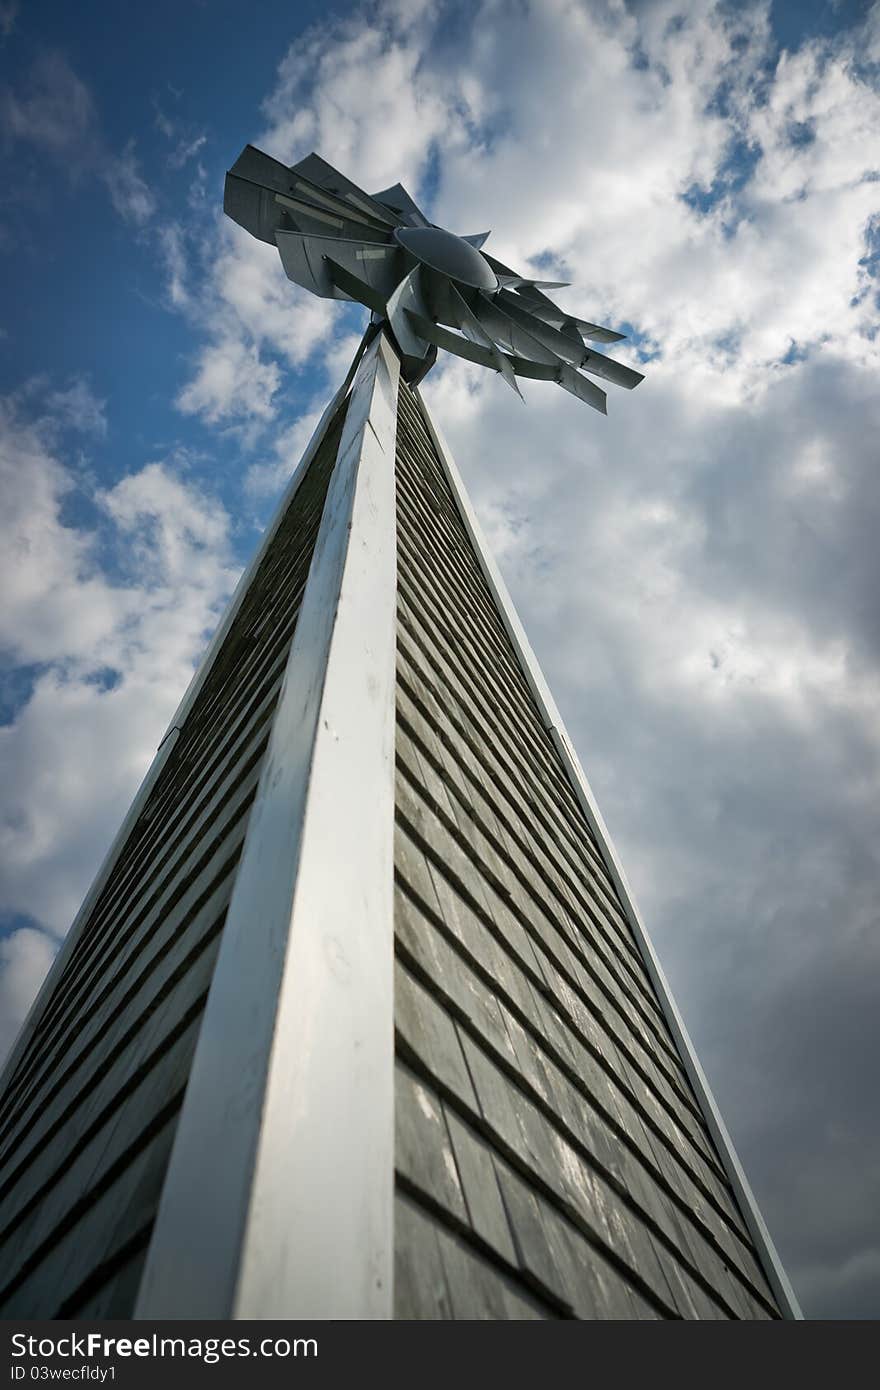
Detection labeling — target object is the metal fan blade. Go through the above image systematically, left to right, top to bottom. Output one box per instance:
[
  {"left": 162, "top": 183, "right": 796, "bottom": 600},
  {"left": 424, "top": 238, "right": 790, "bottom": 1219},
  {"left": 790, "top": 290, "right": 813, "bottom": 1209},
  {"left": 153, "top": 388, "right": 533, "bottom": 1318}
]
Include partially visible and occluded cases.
[
  {"left": 225, "top": 145, "right": 298, "bottom": 244},
  {"left": 225, "top": 145, "right": 392, "bottom": 245},
  {"left": 292, "top": 152, "right": 400, "bottom": 228},
  {"left": 370, "top": 181, "right": 430, "bottom": 228},
  {"left": 272, "top": 191, "right": 390, "bottom": 243},
  {"left": 275, "top": 230, "right": 405, "bottom": 301},
  {"left": 461, "top": 232, "right": 491, "bottom": 249},
  {"left": 324, "top": 258, "right": 388, "bottom": 315},
  {"left": 386, "top": 266, "right": 434, "bottom": 368},
  {"left": 497, "top": 275, "right": 570, "bottom": 290},
  {"left": 429, "top": 277, "right": 522, "bottom": 397},
  {"left": 511, "top": 282, "right": 626, "bottom": 343},
  {"left": 498, "top": 291, "right": 643, "bottom": 387},
  {"left": 495, "top": 292, "right": 586, "bottom": 367},
  {"left": 472, "top": 293, "right": 562, "bottom": 366},
  {"left": 405, "top": 312, "right": 500, "bottom": 370},
  {"left": 579, "top": 346, "right": 644, "bottom": 390},
  {"left": 506, "top": 353, "right": 606, "bottom": 414},
  {"left": 557, "top": 365, "right": 608, "bottom": 414}
]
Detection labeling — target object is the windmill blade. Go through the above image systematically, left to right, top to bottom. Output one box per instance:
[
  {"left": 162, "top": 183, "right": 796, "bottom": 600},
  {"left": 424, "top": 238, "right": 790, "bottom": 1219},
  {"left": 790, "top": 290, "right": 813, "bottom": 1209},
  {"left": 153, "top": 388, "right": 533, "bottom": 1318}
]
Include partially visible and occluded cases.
[
  {"left": 225, "top": 144, "right": 392, "bottom": 245},
  {"left": 225, "top": 145, "right": 297, "bottom": 244},
  {"left": 292, "top": 152, "right": 400, "bottom": 228},
  {"left": 286, "top": 172, "right": 392, "bottom": 230},
  {"left": 371, "top": 181, "right": 431, "bottom": 228},
  {"left": 273, "top": 191, "right": 390, "bottom": 243},
  {"left": 275, "top": 230, "right": 405, "bottom": 301},
  {"left": 461, "top": 232, "right": 491, "bottom": 249},
  {"left": 324, "top": 258, "right": 388, "bottom": 315},
  {"left": 386, "top": 266, "right": 436, "bottom": 369},
  {"left": 427, "top": 275, "right": 521, "bottom": 397},
  {"left": 497, "top": 275, "right": 570, "bottom": 290},
  {"left": 512, "top": 282, "right": 626, "bottom": 344},
  {"left": 497, "top": 290, "right": 644, "bottom": 388},
  {"left": 495, "top": 291, "right": 587, "bottom": 366},
  {"left": 471, "top": 293, "right": 562, "bottom": 366},
  {"left": 473, "top": 294, "right": 608, "bottom": 412},
  {"left": 405, "top": 312, "right": 500, "bottom": 370},
  {"left": 579, "top": 345, "right": 645, "bottom": 390},
  {"left": 505, "top": 353, "right": 607, "bottom": 415},
  {"left": 509, "top": 354, "right": 607, "bottom": 412},
  {"left": 557, "top": 365, "right": 608, "bottom": 414}
]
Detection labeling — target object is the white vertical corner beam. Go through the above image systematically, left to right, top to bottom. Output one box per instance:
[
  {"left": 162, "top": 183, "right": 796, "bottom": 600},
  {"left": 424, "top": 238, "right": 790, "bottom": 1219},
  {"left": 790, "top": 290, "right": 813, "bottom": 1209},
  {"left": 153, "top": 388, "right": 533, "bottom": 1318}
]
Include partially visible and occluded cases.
[
  {"left": 135, "top": 331, "right": 401, "bottom": 1321},
  {"left": 0, "top": 335, "right": 375, "bottom": 1099},
  {"left": 414, "top": 389, "right": 803, "bottom": 1322}
]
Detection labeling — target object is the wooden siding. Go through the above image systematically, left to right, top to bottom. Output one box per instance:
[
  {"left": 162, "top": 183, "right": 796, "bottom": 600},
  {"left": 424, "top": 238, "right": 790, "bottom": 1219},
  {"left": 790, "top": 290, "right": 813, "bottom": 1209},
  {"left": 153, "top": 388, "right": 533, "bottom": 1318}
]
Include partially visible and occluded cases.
[
  {"left": 392, "top": 378, "right": 781, "bottom": 1320},
  {"left": 0, "top": 402, "right": 347, "bottom": 1318}
]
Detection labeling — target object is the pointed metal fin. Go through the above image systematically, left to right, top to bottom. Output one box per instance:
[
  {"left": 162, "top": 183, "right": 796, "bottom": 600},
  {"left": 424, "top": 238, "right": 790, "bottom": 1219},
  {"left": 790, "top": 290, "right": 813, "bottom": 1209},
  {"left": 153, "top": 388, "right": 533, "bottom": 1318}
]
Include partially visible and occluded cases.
[
  {"left": 224, "top": 145, "right": 297, "bottom": 244},
  {"left": 291, "top": 152, "right": 400, "bottom": 227},
  {"left": 370, "top": 181, "right": 431, "bottom": 228},
  {"left": 275, "top": 230, "right": 404, "bottom": 301},
  {"left": 461, "top": 232, "right": 491, "bottom": 249},
  {"left": 324, "top": 258, "right": 388, "bottom": 315},
  {"left": 385, "top": 266, "right": 434, "bottom": 367},
  {"left": 496, "top": 275, "right": 570, "bottom": 290},
  {"left": 432, "top": 279, "right": 522, "bottom": 396},
  {"left": 495, "top": 291, "right": 586, "bottom": 367},
  {"left": 472, "top": 293, "right": 561, "bottom": 366},
  {"left": 404, "top": 312, "right": 499, "bottom": 370},
  {"left": 578, "top": 346, "right": 644, "bottom": 390},
  {"left": 557, "top": 364, "right": 608, "bottom": 414}
]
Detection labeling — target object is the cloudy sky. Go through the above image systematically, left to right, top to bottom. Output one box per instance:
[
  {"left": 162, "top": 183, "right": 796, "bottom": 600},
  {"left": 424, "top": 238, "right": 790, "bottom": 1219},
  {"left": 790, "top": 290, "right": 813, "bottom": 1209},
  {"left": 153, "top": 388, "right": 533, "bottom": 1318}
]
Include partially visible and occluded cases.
[{"left": 1, "top": 0, "right": 878, "bottom": 1318}]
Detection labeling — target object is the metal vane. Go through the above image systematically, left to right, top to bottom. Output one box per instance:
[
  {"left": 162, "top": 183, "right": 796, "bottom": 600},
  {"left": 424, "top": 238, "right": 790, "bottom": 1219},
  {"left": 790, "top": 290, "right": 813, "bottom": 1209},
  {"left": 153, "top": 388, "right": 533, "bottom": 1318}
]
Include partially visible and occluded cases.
[{"left": 225, "top": 144, "right": 645, "bottom": 412}]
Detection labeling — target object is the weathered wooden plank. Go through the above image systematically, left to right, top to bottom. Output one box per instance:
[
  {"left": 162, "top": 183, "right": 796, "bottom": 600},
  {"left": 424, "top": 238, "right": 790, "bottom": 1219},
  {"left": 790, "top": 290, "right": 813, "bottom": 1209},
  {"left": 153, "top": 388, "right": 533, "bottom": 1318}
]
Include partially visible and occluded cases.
[
  {"left": 395, "top": 963, "right": 478, "bottom": 1111},
  {"left": 395, "top": 1063, "right": 468, "bottom": 1224},
  {"left": 443, "top": 1110, "right": 517, "bottom": 1267},
  {"left": 394, "top": 1192, "right": 551, "bottom": 1320}
]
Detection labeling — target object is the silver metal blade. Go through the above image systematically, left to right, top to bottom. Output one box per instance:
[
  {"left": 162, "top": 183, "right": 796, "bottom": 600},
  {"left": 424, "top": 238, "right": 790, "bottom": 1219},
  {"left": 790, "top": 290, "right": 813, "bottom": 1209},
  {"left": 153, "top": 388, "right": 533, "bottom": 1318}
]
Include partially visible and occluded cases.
[
  {"left": 225, "top": 144, "right": 297, "bottom": 244},
  {"left": 292, "top": 152, "right": 400, "bottom": 228},
  {"left": 370, "top": 181, "right": 431, "bottom": 228},
  {"left": 272, "top": 191, "right": 390, "bottom": 243},
  {"left": 275, "top": 230, "right": 405, "bottom": 301},
  {"left": 461, "top": 232, "right": 491, "bottom": 249},
  {"left": 324, "top": 257, "right": 389, "bottom": 315},
  {"left": 386, "top": 266, "right": 434, "bottom": 364},
  {"left": 496, "top": 275, "right": 570, "bottom": 290},
  {"left": 431, "top": 278, "right": 522, "bottom": 396},
  {"left": 512, "top": 282, "right": 626, "bottom": 343},
  {"left": 495, "top": 291, "right": 586, "bottom": 366},
  {"left": 472, "top": 293, "right": 561, "bottom": 366},
  {"left": 404, "top": 311, "right": 500, "bottom": 370},
  {"left": 579, "top": 345, "right": 644, "bottom": 390},
  {"left": 557, "top": 364, "right": 608, "bottom": 413}
]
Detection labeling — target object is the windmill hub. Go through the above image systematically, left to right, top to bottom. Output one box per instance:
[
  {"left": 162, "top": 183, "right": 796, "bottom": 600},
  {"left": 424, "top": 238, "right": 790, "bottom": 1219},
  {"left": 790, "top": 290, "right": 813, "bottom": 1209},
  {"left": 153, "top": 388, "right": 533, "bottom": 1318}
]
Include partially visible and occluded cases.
[{"left": 393, "top": 226, "right": 498, "bottom": 292}]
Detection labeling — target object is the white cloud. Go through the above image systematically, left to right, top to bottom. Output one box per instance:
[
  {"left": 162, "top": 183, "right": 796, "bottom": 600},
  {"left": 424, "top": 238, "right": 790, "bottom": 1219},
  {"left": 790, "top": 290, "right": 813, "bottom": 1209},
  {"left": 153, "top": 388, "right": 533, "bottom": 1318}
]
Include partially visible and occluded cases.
[
  {"left": 105, "top": 140, "right": 156, "bottom": 225},
  {"left": 158, "top": 221, "right": 190, "bottom": 307},
  {"left": 176, "top": 329, "right": 282, "bottom": 424},
  {"left": 46, "top": 377, "right": 107, "bottom": 436},
  {"left": 0, "top": 385, "right": 237, "bottom": 1042},
  {"left": 0, "top": 928, "right": 55, "bottom": 1062}
]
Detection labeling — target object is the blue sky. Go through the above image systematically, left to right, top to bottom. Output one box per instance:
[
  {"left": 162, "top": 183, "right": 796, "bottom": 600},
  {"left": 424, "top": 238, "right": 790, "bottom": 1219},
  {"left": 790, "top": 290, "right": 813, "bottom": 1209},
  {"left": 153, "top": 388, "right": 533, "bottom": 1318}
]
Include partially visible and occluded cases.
[{"left": 1, "top": 0, "right": 879, "bottom": 1318}]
